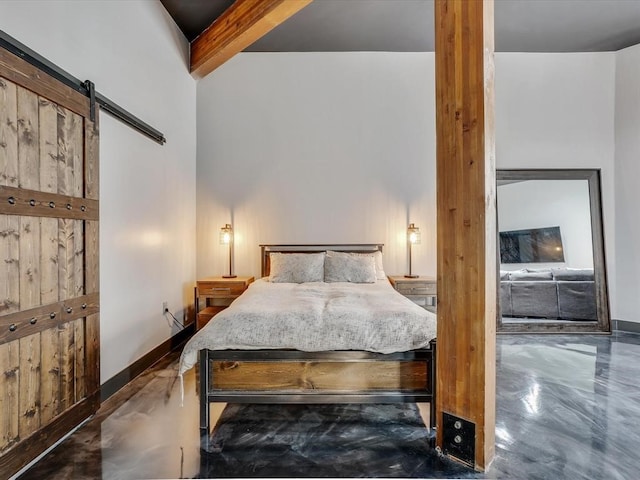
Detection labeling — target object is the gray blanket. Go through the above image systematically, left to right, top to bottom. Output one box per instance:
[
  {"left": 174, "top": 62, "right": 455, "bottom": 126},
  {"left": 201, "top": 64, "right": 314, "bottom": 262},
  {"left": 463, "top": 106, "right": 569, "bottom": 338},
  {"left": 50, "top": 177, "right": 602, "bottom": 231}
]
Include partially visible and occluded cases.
[{"left": 179, "top": 279, "right": 437, "bottom": 376}]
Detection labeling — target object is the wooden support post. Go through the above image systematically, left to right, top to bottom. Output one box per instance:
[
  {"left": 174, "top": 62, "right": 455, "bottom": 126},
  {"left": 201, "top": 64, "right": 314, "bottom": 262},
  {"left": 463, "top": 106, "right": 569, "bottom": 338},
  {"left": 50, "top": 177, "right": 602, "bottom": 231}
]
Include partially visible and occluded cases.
[{"left": 434, "top": 0, "right": 496, "bottom": 471}]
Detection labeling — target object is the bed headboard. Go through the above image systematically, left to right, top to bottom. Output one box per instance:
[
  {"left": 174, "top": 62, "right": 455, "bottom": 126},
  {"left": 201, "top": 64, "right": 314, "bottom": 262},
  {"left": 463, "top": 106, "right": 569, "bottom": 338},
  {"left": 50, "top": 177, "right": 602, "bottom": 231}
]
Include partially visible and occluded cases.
[{"left": 259, "top": 244, "right": 384, "bottom": 278}]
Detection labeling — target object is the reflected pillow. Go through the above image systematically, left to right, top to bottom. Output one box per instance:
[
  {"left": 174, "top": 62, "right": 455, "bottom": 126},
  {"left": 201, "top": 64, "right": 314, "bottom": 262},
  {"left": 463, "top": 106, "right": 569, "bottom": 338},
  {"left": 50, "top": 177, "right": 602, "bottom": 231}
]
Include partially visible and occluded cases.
[
  {"left": 324, "top": 251, "right": 377, "bottom": 283},
  {"left": 269, "top": 252, "right": 325, "bottom": 283},
  {"left": 552, "top": 268, "right": 594, "bottom": 281},
  {"left": 510, "top": 269, "right": 553, "bottom": 281}
]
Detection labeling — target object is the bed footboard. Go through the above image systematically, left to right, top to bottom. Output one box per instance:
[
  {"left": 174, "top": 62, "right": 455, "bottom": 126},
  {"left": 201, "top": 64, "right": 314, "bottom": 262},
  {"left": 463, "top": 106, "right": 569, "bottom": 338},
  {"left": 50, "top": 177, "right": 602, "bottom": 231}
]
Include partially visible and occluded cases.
[{"left": 199, "top": 339, "right": 437, "bottom": 451}]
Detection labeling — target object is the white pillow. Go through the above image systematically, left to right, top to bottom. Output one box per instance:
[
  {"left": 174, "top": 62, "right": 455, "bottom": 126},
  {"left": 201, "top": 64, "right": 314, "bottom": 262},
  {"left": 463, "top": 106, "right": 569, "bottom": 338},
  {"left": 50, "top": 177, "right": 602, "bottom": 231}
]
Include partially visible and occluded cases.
[
  {"left": 346, "top": 250, "right": 386, "bottom": 280},
  {"left": 372, "top": 250, "right": 386, "bottom": 280},
  {"left": 324, "top": 251, "right": 377, "bottom": 283},
  {"left": 269, "top": 252, "right": 325, "bottom": 283}
]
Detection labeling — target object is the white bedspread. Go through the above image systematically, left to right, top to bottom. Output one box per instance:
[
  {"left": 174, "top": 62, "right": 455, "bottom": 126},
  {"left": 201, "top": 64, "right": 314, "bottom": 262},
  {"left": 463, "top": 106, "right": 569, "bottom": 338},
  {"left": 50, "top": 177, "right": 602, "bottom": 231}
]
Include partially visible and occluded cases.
[{"left": 178, "top": 279, "right": 437, "bottom": 376}]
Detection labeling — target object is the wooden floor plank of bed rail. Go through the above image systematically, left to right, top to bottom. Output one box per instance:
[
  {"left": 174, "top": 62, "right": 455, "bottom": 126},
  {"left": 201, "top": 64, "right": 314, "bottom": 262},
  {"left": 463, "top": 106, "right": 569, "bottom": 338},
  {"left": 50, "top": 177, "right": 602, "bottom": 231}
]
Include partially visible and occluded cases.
[{"left": 212, "top": 360, "right": 429, "bottom": 392}]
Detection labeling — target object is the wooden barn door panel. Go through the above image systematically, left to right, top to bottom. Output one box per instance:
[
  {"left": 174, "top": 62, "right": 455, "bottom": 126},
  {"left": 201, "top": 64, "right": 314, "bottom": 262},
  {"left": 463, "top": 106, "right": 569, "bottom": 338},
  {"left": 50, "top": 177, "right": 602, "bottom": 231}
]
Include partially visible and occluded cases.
[{"left": 0, "top": 47, "right": 99, "bottom": 478}]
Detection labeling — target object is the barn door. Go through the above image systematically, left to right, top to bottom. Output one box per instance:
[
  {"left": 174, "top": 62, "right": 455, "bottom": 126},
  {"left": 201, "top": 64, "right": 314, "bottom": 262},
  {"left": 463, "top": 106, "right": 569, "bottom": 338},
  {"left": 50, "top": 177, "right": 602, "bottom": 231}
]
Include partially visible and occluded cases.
[{"left": 0, "top": 48, "right": 99, "bottom": 477}]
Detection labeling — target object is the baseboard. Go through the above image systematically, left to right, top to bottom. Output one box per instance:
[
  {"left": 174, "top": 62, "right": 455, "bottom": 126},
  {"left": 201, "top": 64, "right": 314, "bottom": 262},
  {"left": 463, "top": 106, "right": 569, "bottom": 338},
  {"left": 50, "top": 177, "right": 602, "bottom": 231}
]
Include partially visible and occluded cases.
[
  {"left": 613, "top": 319, "right": 640, "bottom": 334},
  {"left": 101, "top": 323, "right": 195, "bottom": 402}
]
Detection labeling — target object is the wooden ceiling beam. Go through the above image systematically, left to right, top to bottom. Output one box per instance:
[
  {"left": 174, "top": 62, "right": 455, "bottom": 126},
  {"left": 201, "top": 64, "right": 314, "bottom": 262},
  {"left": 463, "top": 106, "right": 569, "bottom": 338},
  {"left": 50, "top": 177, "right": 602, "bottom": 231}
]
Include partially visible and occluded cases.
[{"left": 190, "top": 0, "right": 313, "bottom": 78}]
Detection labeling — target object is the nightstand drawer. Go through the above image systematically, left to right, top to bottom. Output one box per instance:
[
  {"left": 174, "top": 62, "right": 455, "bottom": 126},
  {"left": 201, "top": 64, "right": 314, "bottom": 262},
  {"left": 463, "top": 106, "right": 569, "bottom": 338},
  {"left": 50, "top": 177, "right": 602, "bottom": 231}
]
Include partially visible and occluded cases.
[
  {"left": 197, "top": 282, "right": 247, "bottom": 298},
  {"left": 396, "top": 283, "right": 437, "bottom": 296}
]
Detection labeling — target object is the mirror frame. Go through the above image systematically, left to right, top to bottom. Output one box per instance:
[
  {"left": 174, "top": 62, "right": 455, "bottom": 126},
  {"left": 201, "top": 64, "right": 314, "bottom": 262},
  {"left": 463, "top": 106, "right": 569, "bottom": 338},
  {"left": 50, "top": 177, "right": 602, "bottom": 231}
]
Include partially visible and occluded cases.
[{"left": 496, "top": 169, "right": 611, "bottom": 334}]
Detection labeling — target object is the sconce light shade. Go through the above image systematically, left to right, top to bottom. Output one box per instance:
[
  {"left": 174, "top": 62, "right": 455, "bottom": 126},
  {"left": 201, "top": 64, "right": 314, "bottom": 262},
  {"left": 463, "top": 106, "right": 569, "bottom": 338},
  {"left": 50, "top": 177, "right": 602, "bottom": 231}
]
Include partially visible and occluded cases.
[
  {"left": 219, "top": 223, "right": 232, "bottom": 245},
  {"left": 405, "top": 223, "right": 420, "bottom": 278},
  {"left": 408, "top": 223, "right": 421, "bottom": 245},
  {"left": 219, "top": 224, "right": 236, "bottom": 278}
]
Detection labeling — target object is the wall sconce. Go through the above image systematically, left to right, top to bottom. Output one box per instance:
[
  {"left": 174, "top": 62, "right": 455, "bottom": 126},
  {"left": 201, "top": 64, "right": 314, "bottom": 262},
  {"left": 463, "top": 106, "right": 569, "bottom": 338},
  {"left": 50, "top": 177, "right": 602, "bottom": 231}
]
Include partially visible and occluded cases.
[
  {"left": 405, "top": 223, "right": 421, "bottom": 278},
  {"left": 219, "top": 224, "right": 236, "bottom": 278}
]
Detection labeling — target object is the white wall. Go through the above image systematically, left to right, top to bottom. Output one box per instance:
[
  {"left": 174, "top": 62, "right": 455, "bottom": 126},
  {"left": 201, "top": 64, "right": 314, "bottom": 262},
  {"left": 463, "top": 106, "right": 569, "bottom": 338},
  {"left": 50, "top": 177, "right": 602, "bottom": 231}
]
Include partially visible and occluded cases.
[
  {"left": 0, "top": 1, "right": 197, "bottom": 382},
  {"left": 614, "top": 44, "right": 640, "bottom": 323},
  {"left": 196, "top": 52, "right": 436, "bottom": 279},
  {"left": 196, "top": 52, "right": 618, "bottom": 312},
  {"left": 494, "top": 53, "right": 617, "bottom": 315},
  {"left": 498, "top": 180, "right": 593, "bottom": 270}
]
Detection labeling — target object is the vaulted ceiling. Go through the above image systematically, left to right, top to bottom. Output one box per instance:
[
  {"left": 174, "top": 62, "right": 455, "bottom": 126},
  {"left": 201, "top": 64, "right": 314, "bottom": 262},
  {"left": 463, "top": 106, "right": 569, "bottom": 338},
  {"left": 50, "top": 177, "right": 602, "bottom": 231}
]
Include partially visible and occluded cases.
[{"left": 161, "top": 0, "right": 640, "bottom": 53}]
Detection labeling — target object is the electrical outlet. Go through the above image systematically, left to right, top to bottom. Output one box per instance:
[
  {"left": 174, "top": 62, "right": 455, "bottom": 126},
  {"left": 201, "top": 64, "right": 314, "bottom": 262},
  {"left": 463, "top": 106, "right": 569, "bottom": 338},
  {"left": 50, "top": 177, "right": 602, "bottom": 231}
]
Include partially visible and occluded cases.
[{"left": 162, "top": 301, "right": 168, "bottom": 314}]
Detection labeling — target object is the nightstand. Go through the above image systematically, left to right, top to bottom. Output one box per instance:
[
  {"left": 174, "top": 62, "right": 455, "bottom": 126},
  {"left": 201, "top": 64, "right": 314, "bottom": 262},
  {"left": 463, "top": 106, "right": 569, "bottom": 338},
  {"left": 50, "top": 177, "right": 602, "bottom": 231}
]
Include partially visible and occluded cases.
[
  {"left": 388, "top": 275, "right": 437, "bottom": 312},
  {"left": 195, "top": 276, "right": 254, "bottom": 330}
]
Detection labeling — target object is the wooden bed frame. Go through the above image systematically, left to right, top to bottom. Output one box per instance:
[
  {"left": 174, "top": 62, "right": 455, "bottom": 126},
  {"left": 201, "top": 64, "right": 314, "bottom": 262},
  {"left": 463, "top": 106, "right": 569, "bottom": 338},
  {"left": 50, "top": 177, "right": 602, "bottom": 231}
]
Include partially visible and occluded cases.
[{"left": 198, "top": 244, "right": 437, "bottom": 451}]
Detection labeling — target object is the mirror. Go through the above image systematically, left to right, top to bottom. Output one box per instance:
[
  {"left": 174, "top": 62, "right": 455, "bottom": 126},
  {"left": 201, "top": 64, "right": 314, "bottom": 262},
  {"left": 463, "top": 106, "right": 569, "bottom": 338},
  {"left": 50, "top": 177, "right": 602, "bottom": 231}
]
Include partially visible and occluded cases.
[{"left": 496, "top": 169, "right": 610, "bottom": 333}]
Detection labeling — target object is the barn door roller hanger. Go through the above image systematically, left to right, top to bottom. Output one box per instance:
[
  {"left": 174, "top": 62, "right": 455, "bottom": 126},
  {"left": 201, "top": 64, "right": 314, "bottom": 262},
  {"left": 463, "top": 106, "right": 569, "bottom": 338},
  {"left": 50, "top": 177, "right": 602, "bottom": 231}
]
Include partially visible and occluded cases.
[{"left": 0, "top": 29, "right": 166, "bottom": 145}]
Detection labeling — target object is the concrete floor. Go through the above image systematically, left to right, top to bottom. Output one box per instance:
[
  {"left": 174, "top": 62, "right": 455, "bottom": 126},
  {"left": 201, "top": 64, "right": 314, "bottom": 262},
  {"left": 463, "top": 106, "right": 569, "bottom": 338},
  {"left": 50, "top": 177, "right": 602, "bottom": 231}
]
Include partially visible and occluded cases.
[{"left": 16, "top": 331, "right": 640, "bottom": 479}]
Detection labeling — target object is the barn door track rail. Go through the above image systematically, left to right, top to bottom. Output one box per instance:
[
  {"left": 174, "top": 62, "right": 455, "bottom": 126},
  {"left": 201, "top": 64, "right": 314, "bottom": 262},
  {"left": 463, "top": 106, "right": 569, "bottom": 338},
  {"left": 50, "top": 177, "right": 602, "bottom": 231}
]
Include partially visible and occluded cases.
[{"left": 0, "top": 29, "right": 166, "bottom": 145}]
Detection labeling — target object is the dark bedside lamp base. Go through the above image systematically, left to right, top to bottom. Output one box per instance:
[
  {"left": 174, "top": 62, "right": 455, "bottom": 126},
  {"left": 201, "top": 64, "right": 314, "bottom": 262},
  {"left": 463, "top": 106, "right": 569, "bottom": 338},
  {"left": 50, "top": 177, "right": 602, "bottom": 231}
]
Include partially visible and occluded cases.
[{"left": 404, "top": 274, "right": 419, "bottom": 278}]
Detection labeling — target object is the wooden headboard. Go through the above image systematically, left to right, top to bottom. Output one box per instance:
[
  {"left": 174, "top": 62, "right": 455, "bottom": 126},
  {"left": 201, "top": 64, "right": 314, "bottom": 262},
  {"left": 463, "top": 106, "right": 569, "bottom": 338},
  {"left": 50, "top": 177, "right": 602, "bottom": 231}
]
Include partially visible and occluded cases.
[{"left": 259, "top": 244, "right": 384, "bottom": 278}]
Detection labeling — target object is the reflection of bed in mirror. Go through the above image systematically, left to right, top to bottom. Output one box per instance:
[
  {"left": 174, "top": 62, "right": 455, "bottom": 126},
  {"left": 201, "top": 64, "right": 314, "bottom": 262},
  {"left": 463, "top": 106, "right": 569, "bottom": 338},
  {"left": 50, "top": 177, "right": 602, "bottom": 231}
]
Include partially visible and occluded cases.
[
  {"left": 496, "top": 169, "right": 610, "bottom": 333},
  {"left": 179, "top": 244, "right": 438, "bottom": 451}
]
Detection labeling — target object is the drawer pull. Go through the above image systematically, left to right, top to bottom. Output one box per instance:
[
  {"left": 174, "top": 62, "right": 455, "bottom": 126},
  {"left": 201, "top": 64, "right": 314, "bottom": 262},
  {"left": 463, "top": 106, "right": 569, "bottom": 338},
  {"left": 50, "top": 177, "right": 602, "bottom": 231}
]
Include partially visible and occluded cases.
[{"left": 212, "top": 287, "right": 231, "bottom": 292}]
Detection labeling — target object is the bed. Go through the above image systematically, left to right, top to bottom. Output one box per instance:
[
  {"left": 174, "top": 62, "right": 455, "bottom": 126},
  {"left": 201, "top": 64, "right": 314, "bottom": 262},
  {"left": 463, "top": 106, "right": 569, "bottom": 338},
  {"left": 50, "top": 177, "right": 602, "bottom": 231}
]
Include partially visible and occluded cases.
[{"left": 179, "top": 244, "right": 437, "bottom": 451}]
